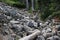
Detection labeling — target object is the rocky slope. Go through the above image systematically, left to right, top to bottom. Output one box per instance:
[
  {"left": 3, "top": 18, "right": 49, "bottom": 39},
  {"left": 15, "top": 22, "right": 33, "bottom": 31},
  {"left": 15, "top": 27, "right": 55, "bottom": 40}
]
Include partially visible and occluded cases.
[{"left": 0, "top": 2, "right": 60, "bottom": 40}]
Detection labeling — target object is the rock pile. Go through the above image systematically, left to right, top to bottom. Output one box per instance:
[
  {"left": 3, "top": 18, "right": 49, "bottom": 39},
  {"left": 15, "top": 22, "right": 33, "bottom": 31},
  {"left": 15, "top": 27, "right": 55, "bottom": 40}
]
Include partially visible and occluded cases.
[{"left": 0, "top": 2, "right": 60, "bottom": 40}]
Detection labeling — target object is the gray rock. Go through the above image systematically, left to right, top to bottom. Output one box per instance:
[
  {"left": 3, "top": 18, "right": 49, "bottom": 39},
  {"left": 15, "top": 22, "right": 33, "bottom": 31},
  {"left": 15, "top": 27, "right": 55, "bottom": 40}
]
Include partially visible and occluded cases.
[
  {"left": 0, "top": 14, "right": 8, "bottom": 23},
  {"left": 7, "top": 16, "right": 12, "bottom": 20},
  {"left": 28, "top": 21, "right": 34, "bottom": 28},
  {"left": 3, "top": 35, "right": 14, "bottom": 40},
  {"left": 47, "top": 35, "right": 60, "bottom": 40},
  {"left": 36, "top": 36, "right": 45, "bottom": 40}
]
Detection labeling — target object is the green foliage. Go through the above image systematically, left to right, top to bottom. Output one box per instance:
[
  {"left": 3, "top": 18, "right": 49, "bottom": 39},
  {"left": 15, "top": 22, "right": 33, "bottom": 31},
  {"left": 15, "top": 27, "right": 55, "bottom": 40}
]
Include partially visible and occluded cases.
[
  {"left": 0, "top": 0, "right": 25, "bottom": 8},
  {"left": 35, "top": 0, "right": 39, "bottom": 10},
  {"left": 38, "top": 0, "right": 60, "bottom": 21},
  {"left": 13, "top": 2, "right": 26, "bottom": 8},
  {"left": 28, "top": 7, "right": 32, "bottom": 13},
  {"left": 40, "top": 10, "right": 52, "bottom": 21},
  {"left": 51, "top": 11, "right": 60, "bottom": 18}
]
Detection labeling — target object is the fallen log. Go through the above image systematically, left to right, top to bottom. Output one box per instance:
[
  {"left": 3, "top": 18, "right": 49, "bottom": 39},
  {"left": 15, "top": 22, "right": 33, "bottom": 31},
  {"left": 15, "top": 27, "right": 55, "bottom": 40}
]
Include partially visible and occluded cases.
[{"left": 19, "top": 29, "right": 40, "bottom": 40}]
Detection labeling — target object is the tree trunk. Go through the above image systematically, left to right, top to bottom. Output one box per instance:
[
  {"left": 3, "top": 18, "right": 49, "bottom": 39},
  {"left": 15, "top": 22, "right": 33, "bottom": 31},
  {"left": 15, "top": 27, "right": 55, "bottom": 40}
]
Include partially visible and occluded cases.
[
  {"left": 26, "top": 0, "right": 29, "bottom": 10},
  {"left": 31, "top": 0, "right": 34, "bottom": 11}
]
